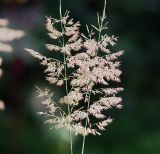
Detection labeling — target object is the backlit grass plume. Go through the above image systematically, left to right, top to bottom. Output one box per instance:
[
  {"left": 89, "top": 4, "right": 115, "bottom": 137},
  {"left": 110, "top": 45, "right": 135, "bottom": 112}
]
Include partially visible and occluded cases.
[
  {"left": 25, "top": 0, "right": 123, "bottom": 153},
  {"left": 0, "top": 18, "right": 25, "bottom": 111},
  {"left": 0, "top": 18, "right": 25, "bottom": 78}
]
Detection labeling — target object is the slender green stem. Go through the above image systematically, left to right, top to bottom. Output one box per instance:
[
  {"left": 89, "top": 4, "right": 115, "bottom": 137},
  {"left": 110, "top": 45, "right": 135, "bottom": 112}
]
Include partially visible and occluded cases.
[
  {"left": 98, "top": 0, "right": 106, "bottom": 41},
  {"left": 59, "top": 1, "right": 73, "bottom": 154},
  {"left": 64, "top": 52, "right": 73, "bottom": 154},
  {"left": 47, "top": 58, "right": 63, "bottom": 63},
  {"left": 81, "top": 90, "right": 91, "bottom": 154},
  {"left": 81, "top": 134, "right": 86, "bottom": 154}
]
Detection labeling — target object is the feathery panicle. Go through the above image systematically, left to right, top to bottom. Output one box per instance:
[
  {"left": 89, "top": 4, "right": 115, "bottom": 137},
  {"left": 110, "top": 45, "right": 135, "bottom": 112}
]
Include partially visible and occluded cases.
[
  {"left": 26, "top": 0, "right": 123, "bottom": 143},
  {"left": 0, "top": 18, "right": 25, "bottom": 111},
  {"left": 0, "top": 18, "right": 25, "bottom": 53},
  {"left": 0, "top": 27, "right": 25, "bottom": 42}
]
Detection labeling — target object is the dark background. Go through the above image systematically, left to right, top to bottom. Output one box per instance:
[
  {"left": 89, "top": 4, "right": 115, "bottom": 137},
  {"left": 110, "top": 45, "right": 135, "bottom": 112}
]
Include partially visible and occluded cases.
[{"left": 0, "top": 0, "right": 160, "bottom": 154}]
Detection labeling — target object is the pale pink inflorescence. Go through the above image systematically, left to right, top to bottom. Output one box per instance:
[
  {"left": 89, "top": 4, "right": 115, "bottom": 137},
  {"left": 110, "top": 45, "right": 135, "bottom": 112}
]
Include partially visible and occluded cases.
[
  {"left": 26, "top": 3, "right": 123, "bottom": 136},
  {"left": 0, "top": 18, "right": 25, "bottom": 111},
  {"left": 0, "top": 18, "right": 25, "bottom": 76},
  {"left": 0, "top": 18, "right": 25, "bottom": 53}
]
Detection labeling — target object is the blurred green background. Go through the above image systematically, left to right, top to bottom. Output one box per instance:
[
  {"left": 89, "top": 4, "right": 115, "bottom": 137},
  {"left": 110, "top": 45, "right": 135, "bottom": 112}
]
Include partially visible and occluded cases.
[{"left": 0, "top": 0, "right": 160, "bottom": 154}]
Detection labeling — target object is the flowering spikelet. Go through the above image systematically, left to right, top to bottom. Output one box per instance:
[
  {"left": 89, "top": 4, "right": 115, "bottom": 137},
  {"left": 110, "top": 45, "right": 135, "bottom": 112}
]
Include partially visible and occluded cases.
[
  {"left": 26, "top": 0, "right": 123, "bottom": 137},
  {"left": 46, "top": 17, "right": 62, "bottom": 39},
  {"left": 84, "top": 39, "right": 98, "bottom": 57},
  {"left": 25, "top": 48, "right": 44, "bottom": 60}
]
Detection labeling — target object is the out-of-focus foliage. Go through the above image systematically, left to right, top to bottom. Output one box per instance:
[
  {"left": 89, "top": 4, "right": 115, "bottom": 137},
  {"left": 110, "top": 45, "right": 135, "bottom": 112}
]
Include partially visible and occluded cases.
[{"left": 0, "top": 0, "right": 160, "bottom": 154}]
